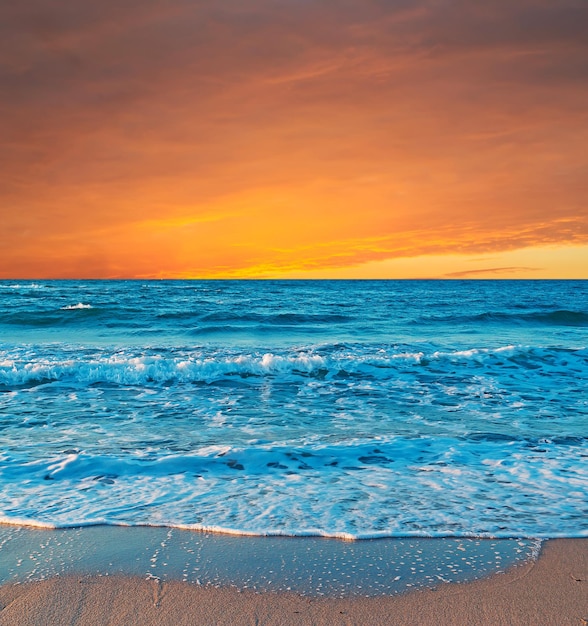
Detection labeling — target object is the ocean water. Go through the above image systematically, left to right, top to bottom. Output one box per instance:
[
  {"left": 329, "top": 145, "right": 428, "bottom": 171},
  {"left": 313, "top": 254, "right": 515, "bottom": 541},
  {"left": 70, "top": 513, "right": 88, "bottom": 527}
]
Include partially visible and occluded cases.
[{"left": 0, "top": 280, "right": 586, "bottom": 540}]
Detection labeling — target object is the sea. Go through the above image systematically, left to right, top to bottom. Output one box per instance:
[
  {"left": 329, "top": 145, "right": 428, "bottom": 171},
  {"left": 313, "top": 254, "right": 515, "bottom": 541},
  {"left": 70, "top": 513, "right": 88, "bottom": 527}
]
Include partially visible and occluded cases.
[{"left": 0, "top": 280, "right": 587, "bottom": 544}]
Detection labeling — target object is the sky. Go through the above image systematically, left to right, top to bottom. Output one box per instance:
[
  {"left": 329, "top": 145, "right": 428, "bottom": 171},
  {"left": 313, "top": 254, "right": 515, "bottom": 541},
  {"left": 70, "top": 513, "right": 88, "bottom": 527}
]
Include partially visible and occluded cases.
[{"left": 1, "top": 0, "right": 587, "bottom": 279}]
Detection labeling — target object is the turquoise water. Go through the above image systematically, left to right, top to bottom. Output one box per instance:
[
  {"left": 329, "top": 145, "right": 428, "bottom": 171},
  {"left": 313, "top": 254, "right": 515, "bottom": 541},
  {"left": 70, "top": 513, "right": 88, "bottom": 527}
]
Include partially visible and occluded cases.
[{"left": 0, "top": 280, "right": 586, "bottom": 538}]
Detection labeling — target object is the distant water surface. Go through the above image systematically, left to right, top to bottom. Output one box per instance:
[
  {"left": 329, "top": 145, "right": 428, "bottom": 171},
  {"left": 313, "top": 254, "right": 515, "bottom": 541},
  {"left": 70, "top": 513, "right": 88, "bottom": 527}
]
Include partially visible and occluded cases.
[{"left": 0, "top": 280, "right": 586, "bottom": 539}]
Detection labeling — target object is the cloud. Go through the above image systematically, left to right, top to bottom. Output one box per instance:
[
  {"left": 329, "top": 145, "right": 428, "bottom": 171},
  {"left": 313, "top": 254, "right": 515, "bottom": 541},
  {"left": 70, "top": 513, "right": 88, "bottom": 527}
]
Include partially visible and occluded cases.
[
  {"left": 0, "top": 0, "right": 587, "bottom": 277},
  {"left": 444, "top": 266, "right": 542, "bottom": 278}
]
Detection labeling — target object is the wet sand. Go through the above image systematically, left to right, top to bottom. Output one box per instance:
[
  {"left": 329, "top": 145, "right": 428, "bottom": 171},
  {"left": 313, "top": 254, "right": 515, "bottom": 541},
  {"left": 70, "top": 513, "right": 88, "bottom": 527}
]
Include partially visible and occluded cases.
[
  {"left": 0, "top": 526, "right": 541, "bottom": 596},
  {"left": 0, "top": 538, "right": 586, "bottom": 625}
]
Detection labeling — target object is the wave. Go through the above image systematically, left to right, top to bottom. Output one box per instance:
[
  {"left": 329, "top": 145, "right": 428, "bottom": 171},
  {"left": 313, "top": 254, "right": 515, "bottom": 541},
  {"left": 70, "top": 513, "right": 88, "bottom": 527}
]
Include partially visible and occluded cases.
[
  {"left": 0, "top": 283, "right": 46, "bottom": 290},
  {"left": 61, "top": 303, "right": 94, "bottom": 310},
  {"left": 0, "top": 307, "right": 129, "bottom": 327},
  {"left": 0, "top": 307, "right": 352, "bottom": 332},
  {"left": 421, "top": 310, "right": 588, "bottom": 327},
  {"left": 157, "top": 311, "right": 353, "bottom": 324},
  {"left": 0, "top": 312, "right": 65, "bottom": 327},
  {"left": 188, "top": 324, "right": 334, "bottom": 337},
  {"left": 0, "top": 344, "right": 585, "bottom": 388},
  {"left": 0, "top": 352, "right": 329, "bottom": 387},
  {"left": 1, "top": 436, "right": 585, "bottom": 539},
  {"left": 8, "top": 436, "right": 585, "bottom": 482},
  {"left": 0, "top": 516, "right": 371, "bottom": 539},
  {"left": 0, "top": 518, "right": 554, "bottom": 544}
]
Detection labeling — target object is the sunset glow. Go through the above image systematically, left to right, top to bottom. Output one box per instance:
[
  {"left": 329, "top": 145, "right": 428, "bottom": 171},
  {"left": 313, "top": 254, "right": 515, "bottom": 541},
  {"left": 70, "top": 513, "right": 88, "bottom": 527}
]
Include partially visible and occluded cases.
[{"left": 1, "top": 0, "right": 587, "bottom": 278}]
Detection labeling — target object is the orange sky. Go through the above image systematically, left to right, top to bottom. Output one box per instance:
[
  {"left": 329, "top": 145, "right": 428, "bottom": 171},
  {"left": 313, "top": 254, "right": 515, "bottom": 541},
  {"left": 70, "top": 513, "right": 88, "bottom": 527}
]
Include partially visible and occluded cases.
[{"left": 1, "top": 0, "right": 587, "bottom": 278}]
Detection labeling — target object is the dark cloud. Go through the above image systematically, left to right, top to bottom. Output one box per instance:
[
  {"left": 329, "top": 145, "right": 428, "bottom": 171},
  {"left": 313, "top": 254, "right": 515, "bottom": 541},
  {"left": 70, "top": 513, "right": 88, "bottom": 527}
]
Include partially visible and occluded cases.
[{"left": 418, "top": 1, "right": 588, "bottom": 51}]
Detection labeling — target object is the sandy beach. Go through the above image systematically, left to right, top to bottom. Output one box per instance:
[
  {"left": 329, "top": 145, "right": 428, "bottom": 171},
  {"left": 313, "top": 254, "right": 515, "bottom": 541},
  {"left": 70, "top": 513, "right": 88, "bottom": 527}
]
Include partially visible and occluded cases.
[{"left": 0, "top": 538, "right": 585, "bottom": 625}]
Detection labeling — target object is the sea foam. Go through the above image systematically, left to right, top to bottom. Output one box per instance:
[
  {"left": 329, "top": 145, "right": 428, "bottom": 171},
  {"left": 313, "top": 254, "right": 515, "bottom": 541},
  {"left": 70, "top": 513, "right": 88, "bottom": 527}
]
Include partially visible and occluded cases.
[
  {"left": 0, "top": 279, "right": 586, "bottom": 539},
  {"left": 61, "top": 303, "right": 93, "bottom": 310}
]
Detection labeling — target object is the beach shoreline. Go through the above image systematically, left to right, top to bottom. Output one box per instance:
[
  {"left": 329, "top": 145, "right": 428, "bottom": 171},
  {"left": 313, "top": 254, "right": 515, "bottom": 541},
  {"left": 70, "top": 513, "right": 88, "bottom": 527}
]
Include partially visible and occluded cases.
[
  {"left": 0, "top": 525, "right": 542, "bottom": 596},
  {"left": 0, "top": 538, "right": 586, "bottom": 625}
]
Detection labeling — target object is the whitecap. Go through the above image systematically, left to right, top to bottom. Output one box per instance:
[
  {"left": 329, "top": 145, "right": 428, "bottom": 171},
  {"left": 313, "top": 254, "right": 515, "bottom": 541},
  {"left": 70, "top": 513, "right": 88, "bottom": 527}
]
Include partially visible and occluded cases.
[{"left": 61, "top": 303, "right": 93, "bottom": 310}]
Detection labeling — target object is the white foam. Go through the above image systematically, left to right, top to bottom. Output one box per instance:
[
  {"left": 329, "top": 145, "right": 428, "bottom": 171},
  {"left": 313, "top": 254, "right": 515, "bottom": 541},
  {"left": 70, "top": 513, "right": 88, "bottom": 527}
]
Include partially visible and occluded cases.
[
  {"left": 0, "top": 283, "right": 45, "bottom": 289},
  {"left": 61, "top": 303, "right": 93, "bottom": 310},
  {"left": 1, "top": 338, "right": 586, "bottom": 539},
  {"left": 0, "top": 344, "right": 585, "bottom": 387},
  {"left": 0, "top": 436, "right": 586, "bottom": 539}
]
